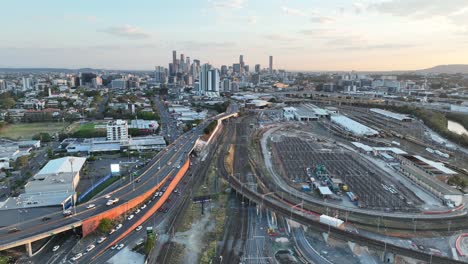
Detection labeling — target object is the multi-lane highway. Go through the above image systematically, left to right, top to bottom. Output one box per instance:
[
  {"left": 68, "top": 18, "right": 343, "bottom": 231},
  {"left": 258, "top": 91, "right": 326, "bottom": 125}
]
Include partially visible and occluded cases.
[{"left": 0, "top": 112, "right": 236, "bottom": 256}]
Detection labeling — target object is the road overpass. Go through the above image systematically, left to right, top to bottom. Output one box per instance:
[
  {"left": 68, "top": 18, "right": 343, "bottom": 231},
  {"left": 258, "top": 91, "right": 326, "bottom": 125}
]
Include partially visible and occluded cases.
[{"left": 0, "top": 111, "right": 238, "bottom": 257}]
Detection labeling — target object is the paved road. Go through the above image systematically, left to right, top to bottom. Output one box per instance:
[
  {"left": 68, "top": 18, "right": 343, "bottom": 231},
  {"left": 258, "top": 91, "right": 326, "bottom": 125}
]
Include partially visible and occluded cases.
[
  {"left": 153, "top": 96, "right": 181, "bottom": 143},
  {"left": 0, "top": 118, "right": 215, "bottom": 250}
]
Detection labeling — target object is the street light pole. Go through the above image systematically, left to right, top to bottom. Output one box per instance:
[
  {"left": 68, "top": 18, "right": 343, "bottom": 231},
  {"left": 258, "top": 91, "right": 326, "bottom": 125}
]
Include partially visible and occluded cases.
[{"left": 69, "top": 157, "right": 76, "bottom": 215}]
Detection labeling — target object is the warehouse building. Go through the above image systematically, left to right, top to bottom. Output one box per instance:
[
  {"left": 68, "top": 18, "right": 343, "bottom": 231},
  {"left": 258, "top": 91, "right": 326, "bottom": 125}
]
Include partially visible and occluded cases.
[
  {"left": 370, "top": 108, "right": 413, "bottom": 122},
  {"left": 330, "top": 115, "right": 379, "bottom": 137},
  {"left": 396, "top": 154, "right": 462, "bottom": 206},
  {"left": 2, "top": 157, "right": 87, "bottom": 209}
]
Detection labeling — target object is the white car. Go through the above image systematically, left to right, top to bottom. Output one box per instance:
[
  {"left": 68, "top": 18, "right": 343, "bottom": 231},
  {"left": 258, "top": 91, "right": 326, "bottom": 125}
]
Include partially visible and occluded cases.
[
  {"left": 104, "top": 194, "right": 111, "bottom": 199},
  {"left": 86, "top": 204, "right": 95, "bottom": 209},
  {"left": 140, "top": 204, "right": 147, "bottom": 210},
  {"left": 135, "top": 209, "right": 141, "bottom": 214},
  {"left": 127, "top": 214, "right": 134, "bottom": 220},
  {"left": 115, "top": 224, "right": 123, "bottom": 230},
  {"left": 135, "top": 226, "right": 143, "bottom": 232},
  {"left": 109, "top": 228, "right": 116, "bottom": 235},
  {"left": 97, "top": 237, "right": 107, "bottom": 244},
  {"left": 86, "top": 244, "right": 95, "bottom": 252},
  {"left": 111, "top": 244, "right": 118, "bottom": 250},
  {"left": 117, "top": 244, "right": 125, "bottom": 250},
  {"left": 52, "top": 245, "right": 60, "bottom": 252},
  {"left": 71, "top": 253, "right": 82, "bottom": 261}
]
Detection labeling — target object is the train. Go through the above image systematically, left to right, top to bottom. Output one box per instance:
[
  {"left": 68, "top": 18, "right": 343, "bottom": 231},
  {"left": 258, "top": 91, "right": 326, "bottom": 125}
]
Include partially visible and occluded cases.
[{"left": 319, "top": 215, "right": 345, "bottom": 230}]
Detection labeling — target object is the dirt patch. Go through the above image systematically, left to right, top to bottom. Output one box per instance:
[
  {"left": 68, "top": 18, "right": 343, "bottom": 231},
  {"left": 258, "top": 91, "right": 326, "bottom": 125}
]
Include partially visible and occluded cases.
[{"left": 171, "top": 209, "right": 215, "bottom": 264}]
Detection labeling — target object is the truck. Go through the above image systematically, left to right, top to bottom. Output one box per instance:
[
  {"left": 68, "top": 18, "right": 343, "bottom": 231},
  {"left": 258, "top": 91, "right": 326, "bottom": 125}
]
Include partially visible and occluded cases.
[
  {"left": 106, "top": 198, "right": 119, "bottom": 206},
  {"left": 319, "top": 215, "right": 345, "bottom": 230}
]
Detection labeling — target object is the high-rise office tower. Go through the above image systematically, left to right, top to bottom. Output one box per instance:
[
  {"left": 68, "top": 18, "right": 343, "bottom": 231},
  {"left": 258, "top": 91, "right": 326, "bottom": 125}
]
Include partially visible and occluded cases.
[
  {"left": 172, "top": 50, "right": 177, "bottom": 75},
  {"left": 269, "top": 56, "right": 273, "bottom": 74},
  {"left": 186, "top": 57, "right": 191, "bottom": 74},
  {"left": 233, "top": 63, "right": 241, "bottom": 73},
  {"left": 199, "top": 64, "right": 220, "bottom": 95},
  {"left": 255, "top": 64, "right": 261, "bottom": 73},
  {"left": 221, "top": 65, "right": 228, "bottom": 76},
  {"left": 154, "top": 66, "right": 167, "bottom": 84}
]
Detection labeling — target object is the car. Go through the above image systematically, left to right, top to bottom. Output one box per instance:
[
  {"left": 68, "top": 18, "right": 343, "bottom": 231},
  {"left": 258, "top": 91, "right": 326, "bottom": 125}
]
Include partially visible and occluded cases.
[
  {"left": 135, "top": 178, "right": 142, "bottom": 183},
  {"left": 162, "top": 187, "right": 168, "bottom": 191},
  {"left": 173, "top": 189, "right": 178, "bottom": 193},
  {"left": 104, "top": 194, "right": 111, "bottom": 199},
  {"left": 166, "top": 198, "right": 172, "bottom": 203},
  {"left": 86, "top": 204, "right": 96, "bottom": 209},
  {"left": 140, "top": 204, "right": 147, "bottom": 210},
  {"left": 158, "top": 207, "right": 164, "bottom": 212},
  {"left": 135, "top": 209, "right": 141, "bottom": 214},
  {"left": 63, "top": 210, "right": 73, "bottom": 217},
  {"left": 127, "top": 214, "right": 134, "bottom": 220},
  {"left": 42, "top": 216, "right": 51, "bottom": 221},
  {"left": 116, "top": 224, "right": 123, "bottom": 230},
  {"left": 135, "top": 226, "right": 143, "bottom": 232},
  {"left": 8, "top": 228, "right": 20, "bottom": 233},
  {"left": 109, "top": 228, "right": 116, "bottom": 234},
  {"left": 97, "top": 237, "right": 107, "bottom": 244},
  {"left": 136, "top": 239, "right": 144, "bottom": 246},
  {"left": 86, "top": 244, "right": 95, "bottom": 252},
  {"left": 111, "top": 244, "right": 118, "bottom": 250},
  {"left": 117, "top": 244, "right": 124, "bottom": 250},
  {"left": 52, "top": 245, "right": 60, "bottom": 252},
  {"left": 71, "top": 253, "right": 82, "bottom": 261}
]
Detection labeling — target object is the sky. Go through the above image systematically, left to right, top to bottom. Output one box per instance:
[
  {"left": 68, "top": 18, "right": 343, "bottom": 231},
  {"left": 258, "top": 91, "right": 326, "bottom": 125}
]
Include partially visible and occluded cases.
[{"left": 1, "top": 0, "right": 468, "bottom": 71}]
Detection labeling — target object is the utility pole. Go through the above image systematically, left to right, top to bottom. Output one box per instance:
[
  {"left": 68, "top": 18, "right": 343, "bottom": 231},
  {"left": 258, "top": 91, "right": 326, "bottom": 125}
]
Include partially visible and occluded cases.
[{"left": 69, "top": 157, "right": 76, "bottom": 215}]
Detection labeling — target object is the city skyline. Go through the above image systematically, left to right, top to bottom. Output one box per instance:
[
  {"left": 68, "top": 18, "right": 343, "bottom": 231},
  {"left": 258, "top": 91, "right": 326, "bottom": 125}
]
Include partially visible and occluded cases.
[{"left": 1, "top": 0, "right": 468, "bottom": 71}]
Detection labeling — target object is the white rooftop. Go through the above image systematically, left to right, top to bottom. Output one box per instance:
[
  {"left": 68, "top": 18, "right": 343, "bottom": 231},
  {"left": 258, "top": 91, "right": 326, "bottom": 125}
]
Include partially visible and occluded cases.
[
  {"left": 370, "top": 108, "right": 412, "bottom": 121},
  {"left": 331, "top": 115, "right": 379, "bottom": 136},
  {"left": 351, "top": 142, "right": 373, "bottom": 152},
  {"left": 413, "top": 155, "right": 457, "bottom": 175},
  {"left": 35, "top": 156, "right": 86, "bottom": 177},
  {"left": 318, "top": 186, "right": 333, "bottom": 195}
]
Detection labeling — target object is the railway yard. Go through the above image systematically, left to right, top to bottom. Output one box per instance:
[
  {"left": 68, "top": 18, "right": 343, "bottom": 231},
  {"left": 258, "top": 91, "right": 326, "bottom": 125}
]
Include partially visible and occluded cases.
[{"left": 214, "top": 102, "right": 468, "bottom": 263}]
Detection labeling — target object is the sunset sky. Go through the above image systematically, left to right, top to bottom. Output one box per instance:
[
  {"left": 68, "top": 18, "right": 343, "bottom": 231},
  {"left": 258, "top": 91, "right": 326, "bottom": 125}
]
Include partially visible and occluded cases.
[{"left": 1, "top": 0, "right": 468, "bottom": 71}]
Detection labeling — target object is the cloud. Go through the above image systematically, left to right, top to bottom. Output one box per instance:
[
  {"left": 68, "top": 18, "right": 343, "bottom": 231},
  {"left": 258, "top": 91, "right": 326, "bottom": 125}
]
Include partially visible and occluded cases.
[
  {"left": 211, "top": 0, "right": 247, "bottom": 10},
  {"left": 369, "top": 0, "right": 468, "bottom": 18},
  {"left": 281, "top": 6, "right": 306, "bottom": 17},
  {"left": 248, "top": 16, "right": 257, "bottom": 24},
  {"left": 309, "top": 16, "right": 334, "bottom": 24},
  {"left": 99, "top": 25, "right": 150, "bottom": 39},
  {"left": 264, "top": 34, "right": 296, "bottom": 42},
  {"left": 178, "top": 41, "right": 237, "bottom": 51},
  {"left": 341, "top": 43, "right": 416, "bottom": 51}
]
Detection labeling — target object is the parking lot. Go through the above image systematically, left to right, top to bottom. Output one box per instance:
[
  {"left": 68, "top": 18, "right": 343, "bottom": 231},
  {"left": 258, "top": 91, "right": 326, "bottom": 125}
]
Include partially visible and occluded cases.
[{"left": 271, "top": 136, "right": 424, "bottom": 212}]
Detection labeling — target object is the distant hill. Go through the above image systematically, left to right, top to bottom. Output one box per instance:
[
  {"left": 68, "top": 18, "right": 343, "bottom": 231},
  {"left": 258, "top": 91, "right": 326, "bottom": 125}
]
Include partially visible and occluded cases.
[{"left": 418, "top": 64, "right": 468, "bottom": 74}]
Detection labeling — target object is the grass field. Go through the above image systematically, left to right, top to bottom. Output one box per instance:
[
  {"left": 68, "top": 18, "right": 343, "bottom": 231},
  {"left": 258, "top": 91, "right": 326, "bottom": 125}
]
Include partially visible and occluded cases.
[{"left": 0, "top": 122, "right": 69, "bottom": 140}]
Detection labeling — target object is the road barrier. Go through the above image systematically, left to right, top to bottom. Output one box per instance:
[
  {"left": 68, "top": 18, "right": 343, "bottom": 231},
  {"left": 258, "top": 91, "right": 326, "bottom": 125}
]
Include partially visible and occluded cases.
[{"left": 77, "top": 173, "right": 113, "bottom": 203}]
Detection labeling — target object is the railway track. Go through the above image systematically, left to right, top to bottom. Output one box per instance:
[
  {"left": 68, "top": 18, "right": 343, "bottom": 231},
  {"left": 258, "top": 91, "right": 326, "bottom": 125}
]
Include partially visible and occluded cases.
[{"left": 217, "top": 119, "right": 466, "bottom": 264}]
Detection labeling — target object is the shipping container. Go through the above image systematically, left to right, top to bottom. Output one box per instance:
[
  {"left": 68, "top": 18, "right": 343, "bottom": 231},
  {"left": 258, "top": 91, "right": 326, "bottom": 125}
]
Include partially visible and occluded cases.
[{"left": 319, "top": 215, "right": 345, "bottom": 229}]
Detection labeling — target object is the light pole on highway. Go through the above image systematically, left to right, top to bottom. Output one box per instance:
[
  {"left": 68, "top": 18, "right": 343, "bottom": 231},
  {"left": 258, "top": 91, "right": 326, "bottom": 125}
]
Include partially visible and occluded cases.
[{"left": 69, "top": 157, "right": 76, "bottom": 215}]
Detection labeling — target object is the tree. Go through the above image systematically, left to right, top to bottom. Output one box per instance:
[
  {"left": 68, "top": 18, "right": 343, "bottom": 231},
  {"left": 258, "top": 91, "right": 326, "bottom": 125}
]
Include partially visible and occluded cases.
[
  {"left": 0, "top": 97, "right": 16, "bottom": 109},
  {"left": 33, "top": 132, "right": 52, "bottom": 142},
  {"left": 47, "top": 148, "right": 54, "bottom": 158},
  {"left": 15, "top": 156, "right": 29, "bottom": 169},
  {"left": 98, "top": 218, "right": 114, "bottom": 233},
  {"left": 144, "top": 234, "right": 155, "bottom": 255}
]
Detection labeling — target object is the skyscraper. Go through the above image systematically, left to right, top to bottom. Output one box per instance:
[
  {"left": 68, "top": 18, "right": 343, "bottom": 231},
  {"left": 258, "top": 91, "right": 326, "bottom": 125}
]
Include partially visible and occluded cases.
[
  {"left": 172, "top": 50, "right": 177, "bottom": 75},
  {"left": 239, "top": 55, "right": 245, "bottom": 74},
  {"left": 269, "top": 56, "right": 273, "bottom": 74},
  {"left": 199, "top": 63, "right": 220, "bottom": 95},
  {"left": 255, "top": 64, "right": 261, "bottom": 73},
  {"left": 154, "top": 66, "right": 167, "bottom": 84}
]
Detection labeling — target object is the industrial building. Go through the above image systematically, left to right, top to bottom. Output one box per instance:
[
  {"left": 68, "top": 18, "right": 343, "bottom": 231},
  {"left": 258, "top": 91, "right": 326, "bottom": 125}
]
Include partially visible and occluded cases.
[
  {"left": 282, "top": 104, "right": 330, "bottom": 121},
  {"left": 370, "top": 108, "right": 413, "bottom": 122},
  {"left": 330, "top": 115, "right": 379, "bottom": 137},
  {"left": 396, "top": 154, "right": 462, "bottom": 206},
  {"left": 2, "top": 157, "right": 87, "bottom": 209}
]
